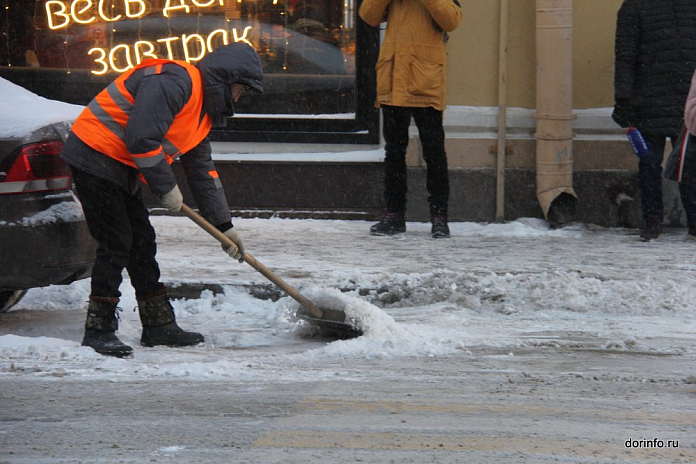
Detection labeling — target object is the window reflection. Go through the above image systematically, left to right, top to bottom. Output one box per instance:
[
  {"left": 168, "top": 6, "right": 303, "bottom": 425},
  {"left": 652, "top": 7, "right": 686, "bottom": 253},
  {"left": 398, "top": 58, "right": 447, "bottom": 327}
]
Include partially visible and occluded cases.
[
  {"left": 0, "top": 0, "right": 357, "bottom": 115},
  {"left": 285, "top": 2, "right": 347, "bottom": 75}
]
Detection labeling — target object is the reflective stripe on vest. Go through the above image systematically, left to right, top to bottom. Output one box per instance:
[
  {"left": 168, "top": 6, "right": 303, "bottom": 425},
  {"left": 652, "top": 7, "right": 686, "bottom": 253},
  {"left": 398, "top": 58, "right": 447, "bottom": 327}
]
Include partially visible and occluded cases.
[{"left": 71, "top": 59, "right": 212, "bottom": 171}]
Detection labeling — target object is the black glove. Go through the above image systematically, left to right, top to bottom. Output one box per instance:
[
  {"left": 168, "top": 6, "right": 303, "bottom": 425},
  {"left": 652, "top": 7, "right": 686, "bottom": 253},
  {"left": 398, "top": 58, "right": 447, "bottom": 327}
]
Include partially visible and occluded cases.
[{"left": 612, "top": 100, "right": 636, "bottom": 128}]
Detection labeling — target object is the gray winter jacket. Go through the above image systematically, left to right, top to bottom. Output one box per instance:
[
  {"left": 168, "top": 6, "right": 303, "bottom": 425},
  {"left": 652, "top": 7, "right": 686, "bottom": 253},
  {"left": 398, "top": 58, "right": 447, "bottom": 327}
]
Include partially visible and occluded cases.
[{"left": 61, "top": 43, "right": 263, "bottom": 229}]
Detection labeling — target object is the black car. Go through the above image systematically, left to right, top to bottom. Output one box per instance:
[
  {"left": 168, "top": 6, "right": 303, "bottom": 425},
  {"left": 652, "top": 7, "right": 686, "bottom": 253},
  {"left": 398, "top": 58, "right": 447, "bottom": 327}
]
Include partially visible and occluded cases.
[{"left": 0, "top": 79, "right": 96, "bottom": 312}]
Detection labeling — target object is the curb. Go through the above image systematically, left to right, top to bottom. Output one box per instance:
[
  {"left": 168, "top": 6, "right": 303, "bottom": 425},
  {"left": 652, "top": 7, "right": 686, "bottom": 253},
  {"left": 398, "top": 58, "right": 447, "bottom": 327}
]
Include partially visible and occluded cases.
[{"left": 164, "top": 282, "right": 283, "bottom": 302}]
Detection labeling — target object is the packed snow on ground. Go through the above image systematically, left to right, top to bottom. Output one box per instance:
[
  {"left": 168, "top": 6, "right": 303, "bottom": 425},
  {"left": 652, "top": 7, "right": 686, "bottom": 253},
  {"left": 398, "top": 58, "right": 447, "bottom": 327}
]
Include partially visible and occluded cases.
[{"left": 1, "top": 216, "right": 695, "bottom": 382}]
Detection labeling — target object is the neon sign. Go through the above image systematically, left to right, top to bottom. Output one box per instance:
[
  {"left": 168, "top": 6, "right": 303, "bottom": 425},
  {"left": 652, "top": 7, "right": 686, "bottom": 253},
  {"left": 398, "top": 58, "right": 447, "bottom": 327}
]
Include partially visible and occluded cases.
[
  {"left": 44, "top": 0, "right": 257, "bottom": 74},
  {"left": 45, "top": 1, "right": 228, "bottom": 28},
  {"left": 88, "top": 27, "right": 252, "bottom": 74}
]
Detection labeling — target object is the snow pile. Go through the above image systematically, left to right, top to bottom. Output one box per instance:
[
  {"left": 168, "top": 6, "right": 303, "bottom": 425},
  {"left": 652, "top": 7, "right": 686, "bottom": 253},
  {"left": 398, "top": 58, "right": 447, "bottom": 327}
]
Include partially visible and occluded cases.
[
  {"left": 0, "top": 77, "right": 83, "bottom": 138},
  {"left": 19, "top": 196, "right": 86, "bottom": 225},
  {"left": 458, "top": 217, "right": 586, "bottom": 238},
  {"left": 332, "top": 269, "right": 696, "bottom": 317},
  {"left": 285, "top": 286, "right": 399, "bottom": 335},
  {"left": 277, "top": 287, "right": 468, "bottom": 359},
  {"left": 0, "top": 334, "right": 79, "bottom": 350},
  {"left": 0, "top": 334, "right": 106, "bottom": 368}
]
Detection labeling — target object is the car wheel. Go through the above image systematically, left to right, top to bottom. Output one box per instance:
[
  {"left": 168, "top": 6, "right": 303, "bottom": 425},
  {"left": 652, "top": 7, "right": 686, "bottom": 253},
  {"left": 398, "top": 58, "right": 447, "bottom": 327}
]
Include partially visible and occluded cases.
[{"left": 0, "top": 290, "right": 28, "bottom": 313}]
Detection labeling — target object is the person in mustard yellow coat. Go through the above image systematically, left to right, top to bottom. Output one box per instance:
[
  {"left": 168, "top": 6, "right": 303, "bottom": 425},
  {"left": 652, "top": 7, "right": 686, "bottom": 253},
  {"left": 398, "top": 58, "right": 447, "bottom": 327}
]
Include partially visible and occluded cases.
[{"left": 360, "top": 0, "right": 461, "bottom": 238}]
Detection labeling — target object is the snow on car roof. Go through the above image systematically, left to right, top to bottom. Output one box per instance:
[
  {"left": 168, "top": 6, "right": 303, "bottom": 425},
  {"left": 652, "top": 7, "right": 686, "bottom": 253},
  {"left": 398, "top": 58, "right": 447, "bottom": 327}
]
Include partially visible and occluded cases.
[{"left": 0, "top": 77, "right": 84, "bottom": 138}]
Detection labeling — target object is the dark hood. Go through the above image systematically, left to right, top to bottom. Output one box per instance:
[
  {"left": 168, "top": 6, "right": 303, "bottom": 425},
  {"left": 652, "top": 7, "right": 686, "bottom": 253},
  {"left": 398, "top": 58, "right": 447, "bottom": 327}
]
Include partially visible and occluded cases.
[{"left": 197, "top": 42, "right": 264, "bottom": 127}]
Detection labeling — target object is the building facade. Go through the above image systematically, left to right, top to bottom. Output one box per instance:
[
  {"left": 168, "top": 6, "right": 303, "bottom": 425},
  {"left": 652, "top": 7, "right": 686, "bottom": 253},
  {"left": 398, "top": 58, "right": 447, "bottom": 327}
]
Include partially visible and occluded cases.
[{"left": 1, "top": 0, "right": 674, "bottom": 227}]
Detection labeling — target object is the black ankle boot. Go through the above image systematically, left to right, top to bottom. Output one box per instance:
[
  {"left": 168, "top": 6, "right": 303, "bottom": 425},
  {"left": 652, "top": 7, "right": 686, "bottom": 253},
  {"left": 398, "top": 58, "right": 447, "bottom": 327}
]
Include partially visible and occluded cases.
[
  {"left": 370, "top": 211, "right": 406, "bottom": 236},
  {"left": 431, "top": 213, "right": 450, "bottom": 238},
  {"left": 640, "top": 214, "right": 662, "bottom": 241},
  {"left": 137, "top": 287, "right": 204, "bottom": 347},
  {"left": 82, "top": 296, "right": 133, "bottom": 358}
]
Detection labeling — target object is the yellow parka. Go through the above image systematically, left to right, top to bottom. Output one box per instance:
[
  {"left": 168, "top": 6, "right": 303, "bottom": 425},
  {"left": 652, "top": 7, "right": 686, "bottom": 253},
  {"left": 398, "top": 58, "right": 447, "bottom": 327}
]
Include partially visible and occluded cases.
[{"left": 359, "top": 0, "right": 462, "bottom": 111}]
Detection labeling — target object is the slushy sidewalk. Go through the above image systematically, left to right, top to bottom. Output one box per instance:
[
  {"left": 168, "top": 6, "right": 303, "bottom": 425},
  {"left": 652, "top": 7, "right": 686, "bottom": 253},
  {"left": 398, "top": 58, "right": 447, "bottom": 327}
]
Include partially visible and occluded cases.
[{"left": 2, "top": 216, "right": 695, "bottom": 463}]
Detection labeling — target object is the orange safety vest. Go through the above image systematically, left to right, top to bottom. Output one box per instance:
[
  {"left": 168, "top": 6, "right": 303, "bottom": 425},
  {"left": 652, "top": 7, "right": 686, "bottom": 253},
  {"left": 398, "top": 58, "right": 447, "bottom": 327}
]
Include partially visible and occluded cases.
[{"left": 71, "top": 59, "right": 212, "bottom": 170}]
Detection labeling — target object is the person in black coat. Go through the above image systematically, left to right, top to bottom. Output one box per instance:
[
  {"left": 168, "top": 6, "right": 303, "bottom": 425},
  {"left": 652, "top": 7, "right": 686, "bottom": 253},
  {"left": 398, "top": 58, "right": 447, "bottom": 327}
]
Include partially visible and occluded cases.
[{"left": 613, "top": 0, "right": 696, "bottom": 241}]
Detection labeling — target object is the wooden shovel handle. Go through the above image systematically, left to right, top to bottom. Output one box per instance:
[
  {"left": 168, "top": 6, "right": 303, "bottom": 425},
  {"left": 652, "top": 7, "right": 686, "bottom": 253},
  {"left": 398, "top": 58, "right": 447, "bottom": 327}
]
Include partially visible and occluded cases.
[{"left": 179, "top": 204, "right": 324, "bottom": 319}]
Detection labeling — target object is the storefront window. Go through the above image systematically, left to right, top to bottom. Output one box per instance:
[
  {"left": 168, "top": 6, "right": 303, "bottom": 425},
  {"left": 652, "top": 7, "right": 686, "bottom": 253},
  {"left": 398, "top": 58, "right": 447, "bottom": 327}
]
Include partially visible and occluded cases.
[{"left": 0, "top": 0, "right": 378, "bottom": 143}]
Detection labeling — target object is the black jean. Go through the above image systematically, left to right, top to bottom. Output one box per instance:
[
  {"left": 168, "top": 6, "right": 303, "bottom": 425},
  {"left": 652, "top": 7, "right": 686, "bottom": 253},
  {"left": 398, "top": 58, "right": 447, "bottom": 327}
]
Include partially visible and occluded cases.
[
  {"left": 382, "top": 105, "right": 449, "bottom": 216},
  {"left": 640, "top": 134, "right": 696, "bottom": 226},
  {"left": 71, "top": 167, "right": 162, "bottom": 299}
]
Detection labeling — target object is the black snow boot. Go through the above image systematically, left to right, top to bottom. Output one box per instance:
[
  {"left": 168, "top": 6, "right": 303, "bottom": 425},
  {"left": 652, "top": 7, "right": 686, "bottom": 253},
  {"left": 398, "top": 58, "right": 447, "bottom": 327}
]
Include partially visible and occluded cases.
[
  {"left": 370, "top": 211, "right": 406, "bottom": 236},
  {"left": 431, "top": 213, "right": 450, "bottom": 239},
  {"left": 640, "top": 214, "right": 662, "bottom": 241},
  {"left": 137, "top": 287, "right": 204, "bottom": 347},
  {"left": 82, "top": 296, "right": 133, "bottom": 358}
]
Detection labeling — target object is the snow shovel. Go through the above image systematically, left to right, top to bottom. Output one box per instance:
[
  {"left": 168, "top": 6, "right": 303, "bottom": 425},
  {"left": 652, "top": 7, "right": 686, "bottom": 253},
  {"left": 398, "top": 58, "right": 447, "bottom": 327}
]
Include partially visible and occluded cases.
[{"left": 180, "top": 204, "right": 362, "bottom": 338}]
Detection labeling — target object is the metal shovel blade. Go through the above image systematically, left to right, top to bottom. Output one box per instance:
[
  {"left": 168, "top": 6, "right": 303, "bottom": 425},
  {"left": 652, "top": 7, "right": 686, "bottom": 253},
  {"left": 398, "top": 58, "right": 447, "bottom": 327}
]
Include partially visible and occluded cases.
[{"left": 295, "top": 305, "right": 363, "bottom": 338}]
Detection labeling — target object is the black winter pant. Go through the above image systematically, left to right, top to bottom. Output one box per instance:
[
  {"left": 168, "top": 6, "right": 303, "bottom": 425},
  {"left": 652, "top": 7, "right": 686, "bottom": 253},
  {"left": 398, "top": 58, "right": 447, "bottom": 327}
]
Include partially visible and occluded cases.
[
  {"left": 382, "top": 105, "right": 449, "bottom": 216},
  {"left": 640, "top": 134, "right": 696, "bottom": 226},
  {"left": 71, "top": 167, "right": 162, "bottom": 299}
]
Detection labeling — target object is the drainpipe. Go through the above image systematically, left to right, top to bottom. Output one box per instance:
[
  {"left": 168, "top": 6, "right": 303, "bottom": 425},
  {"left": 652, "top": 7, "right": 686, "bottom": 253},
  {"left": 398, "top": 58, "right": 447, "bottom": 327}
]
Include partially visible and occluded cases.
[
  {"left": 496, "top": 0, "right": 509, "bottom": 222},
  {"left": 535, "top": 0, "right": 577, "bottom": 225}
]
